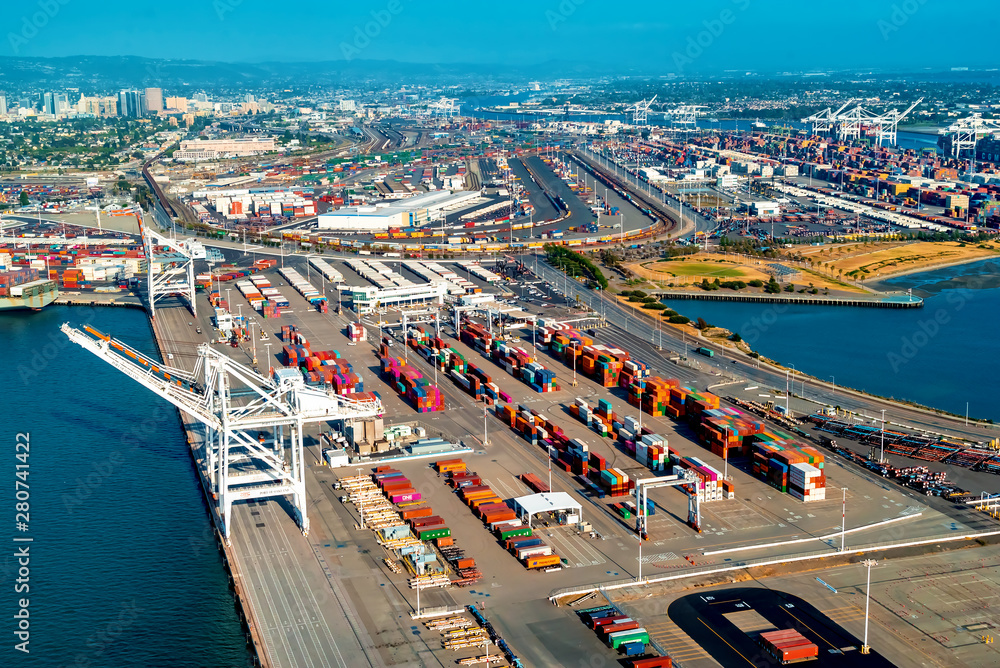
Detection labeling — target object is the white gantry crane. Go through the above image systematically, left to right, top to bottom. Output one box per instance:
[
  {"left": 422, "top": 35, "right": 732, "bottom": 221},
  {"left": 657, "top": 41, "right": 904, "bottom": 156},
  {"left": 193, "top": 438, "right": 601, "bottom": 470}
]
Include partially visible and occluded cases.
[
  {"left": 632, "top": 95, "right": 657, "bottom": 125},
  {"left": 428, "top": 97, "right": 458, "bottom": 118},
  {"left": 872, "top": 97, "right": 923, "bottom": 147},
  {"left": 824, "top": 98, "right": 923, "bottom": 147},
  {"left": 802, "top": 99, "right": 855, "bottom": 135},
  {"left": 666, "top": 104, "right": 706, "bottom": 130},
  {"left": 939, "top": 113, "right": 1000, "bottom": 158},
  {"left": 140, "top": 214, "right": 201, "bottom": 319},
  {"left": 61, "top": 323, "right": 383, "bottom": 543}
]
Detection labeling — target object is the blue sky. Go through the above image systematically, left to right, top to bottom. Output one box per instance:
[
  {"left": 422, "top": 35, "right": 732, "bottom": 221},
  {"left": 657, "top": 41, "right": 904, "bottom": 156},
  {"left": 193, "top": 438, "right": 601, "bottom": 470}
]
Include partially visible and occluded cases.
[{"left": 4, "top": 0, "right": 997, "bottom": 71}]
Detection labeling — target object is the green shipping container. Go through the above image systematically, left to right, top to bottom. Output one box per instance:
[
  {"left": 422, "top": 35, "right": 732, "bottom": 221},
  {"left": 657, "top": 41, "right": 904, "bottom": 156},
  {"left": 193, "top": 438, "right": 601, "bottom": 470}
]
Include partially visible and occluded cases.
[
  {"left": 617, "top": 506, "right": 631, "bottom": 520},
  {"left": 499, "top": 526, "right": 532, "bottom": 540},
  {"left": 418, "top": 527, "right": 451, "bottom": 541},
  {"left": 610, "top": 631, "right": 649, "bottom": 649}
]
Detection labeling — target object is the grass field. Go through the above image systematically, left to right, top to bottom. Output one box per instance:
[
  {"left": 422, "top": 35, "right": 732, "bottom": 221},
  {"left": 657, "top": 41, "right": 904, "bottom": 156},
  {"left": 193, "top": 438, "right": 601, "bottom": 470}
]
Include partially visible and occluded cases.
[
  {"left": 627, "top": 252, "right": 868, "bottom": 294},
  {"left": 649, "top": 260, "right": 748, "bottom": 278}
]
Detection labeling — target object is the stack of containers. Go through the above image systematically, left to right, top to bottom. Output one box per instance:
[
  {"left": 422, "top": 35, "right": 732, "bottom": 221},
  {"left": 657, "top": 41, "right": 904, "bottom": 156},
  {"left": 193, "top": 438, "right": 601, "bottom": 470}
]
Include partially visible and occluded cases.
[
  {"left": 278, "top": 267, "right": 327, "bottom": 311},
  {"left": 347, "top": 322, "right": 366, "bottom": 342},
  {"left": 460, "top": 322, "right": 560, "bottom": 394},
  {"left": 282, "top": 341, "right": 311, "bottom": 366},
  {"left": 379, "top": 345, "right": 445, "bottom": 412},
  {"left": 618, "top": 359, "right": 650, "bottom": 389},
  {"left": 522, "top": 363, "right": 559, "bottom": 393},
  {"left": 629, "top": 377, "right": 679, "bottom": 416},
  {"left": 684, "top": 390, "right": 721, "bottom": 423},
  {"left": 569, "top": 397, "right": 595, "bottom": 426},
  {"left": 699, "top": 407, "right": 764, "bottom": 459},
  {"left": 634, "top": 433, "right": 668, "bottom": 472},
  {"left": 751, "top": 439, "right": 825, "bottom": 497},
  {"left": 672, "top": 456, "right": 725, "bottom": 502},
  {"left": 435, "top": 459, "right": 466, "bottom": 475},
  {"left": 789, "top": 462, "right": 826, "bottom": 502},
  {"left": 598, "top": 468, "right": 632, "bottom": 497},
  {"left": 379, "top": 473, "right": 422, "bottom": 504},
  {"left": 758, "top": 630, "right": 818, "bottom": 663}
]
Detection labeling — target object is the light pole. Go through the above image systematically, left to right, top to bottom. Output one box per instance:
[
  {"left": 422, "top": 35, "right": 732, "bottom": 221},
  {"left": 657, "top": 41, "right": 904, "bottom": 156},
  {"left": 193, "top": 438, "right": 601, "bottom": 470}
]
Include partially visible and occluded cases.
[
  {"left": 225, "top": 288, "right": 232, "bottom": 312},
  {"left": 572, "top": 341, "right": 578, "bottom": 386},
  {"left": 264, "top": 343, "right": 272, "bottom": 373},
  {"left": 785, "top": 364, "right": 795, "bottom": 415},
  {"left": 830, "top": 375, "right": 836, "bottom": 398},
  {"left": 483, "top": 405, "right": 489, "bottom": 447},
  {"left": 879, "top": 409, "right": 886, "bottom": 463},
  {"left": 547, "top": 446, "right": 553, "bottom": 492},
  {"left": 840, "top": 487, "right": 848, "bottom": 552},
  {"left": 637, "top": 534, "right": 643, "bottom": 583},
  {"left": 860, "top": 559, "right": 878, "bottom": 655}
]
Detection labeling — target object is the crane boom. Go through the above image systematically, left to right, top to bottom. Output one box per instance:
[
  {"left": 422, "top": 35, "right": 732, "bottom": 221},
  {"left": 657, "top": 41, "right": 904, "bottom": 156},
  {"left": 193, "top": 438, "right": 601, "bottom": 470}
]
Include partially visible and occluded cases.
[{"left": 62, "top": 322, "right": 383, "bottom": 542}]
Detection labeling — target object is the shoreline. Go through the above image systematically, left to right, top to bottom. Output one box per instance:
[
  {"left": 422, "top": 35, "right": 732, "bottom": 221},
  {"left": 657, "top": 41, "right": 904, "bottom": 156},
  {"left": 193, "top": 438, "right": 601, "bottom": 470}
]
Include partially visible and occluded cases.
[
  {"left": 865, "top": 254, "right": 1000, "bottom": 291},
  {"left": 610, "top": 293, "right": 996, "bottom": 428}
]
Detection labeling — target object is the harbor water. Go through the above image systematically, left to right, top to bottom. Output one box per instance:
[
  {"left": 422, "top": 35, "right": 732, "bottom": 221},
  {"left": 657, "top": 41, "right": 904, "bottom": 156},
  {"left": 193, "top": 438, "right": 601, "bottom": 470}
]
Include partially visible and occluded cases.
[
  {"left": 660, "top": 259, "right": 1000, "bottom": 421},
  {"left": 0, "top": 306, "right": 250, "bottom": 667}
]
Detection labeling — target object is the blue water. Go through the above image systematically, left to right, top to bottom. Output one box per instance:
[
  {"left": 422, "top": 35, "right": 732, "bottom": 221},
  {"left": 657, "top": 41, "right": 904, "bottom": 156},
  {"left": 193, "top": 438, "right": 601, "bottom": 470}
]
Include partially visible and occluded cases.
[
  {"left": 459, "top": 95, "right": 937, "bottom": 151},
  {"left": 661, "top": 259, "right": 1000, "bottom": 421},
  {"left": 0, "top": 306, "right": 250, "bottom": 667}
]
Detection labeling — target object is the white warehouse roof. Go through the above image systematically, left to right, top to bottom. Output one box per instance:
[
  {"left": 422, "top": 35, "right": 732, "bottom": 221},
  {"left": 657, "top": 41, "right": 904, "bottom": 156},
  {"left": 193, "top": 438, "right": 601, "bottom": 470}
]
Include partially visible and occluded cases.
[{"left": 514, "top": 492, "right": 582, "bottom": 527}]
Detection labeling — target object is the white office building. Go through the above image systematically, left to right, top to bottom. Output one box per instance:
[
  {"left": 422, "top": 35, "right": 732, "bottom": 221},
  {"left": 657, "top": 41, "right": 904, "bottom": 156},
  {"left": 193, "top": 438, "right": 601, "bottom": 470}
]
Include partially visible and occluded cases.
[{"left": 317, "top": 190, "right": 479, "bottom": 231}]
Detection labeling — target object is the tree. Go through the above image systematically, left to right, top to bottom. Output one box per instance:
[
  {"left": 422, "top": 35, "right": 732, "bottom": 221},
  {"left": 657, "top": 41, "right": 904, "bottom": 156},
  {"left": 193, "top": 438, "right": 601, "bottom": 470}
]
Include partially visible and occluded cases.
[{"left": 19, "top": 191, "right": 29, "bottom": 207}]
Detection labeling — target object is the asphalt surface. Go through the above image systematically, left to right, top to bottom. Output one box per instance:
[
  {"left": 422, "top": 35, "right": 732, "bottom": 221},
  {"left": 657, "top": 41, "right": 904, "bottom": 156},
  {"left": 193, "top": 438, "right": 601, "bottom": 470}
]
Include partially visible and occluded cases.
[{"left": 668, "top": 587, "right": 896, "bottom": 667}]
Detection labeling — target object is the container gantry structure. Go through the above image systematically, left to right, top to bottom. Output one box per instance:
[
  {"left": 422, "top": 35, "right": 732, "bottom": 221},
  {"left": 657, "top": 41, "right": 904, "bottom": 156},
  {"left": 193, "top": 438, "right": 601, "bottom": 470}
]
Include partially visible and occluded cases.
[{"left": 61, "top": 323, "right": 383, "bottom": 543}]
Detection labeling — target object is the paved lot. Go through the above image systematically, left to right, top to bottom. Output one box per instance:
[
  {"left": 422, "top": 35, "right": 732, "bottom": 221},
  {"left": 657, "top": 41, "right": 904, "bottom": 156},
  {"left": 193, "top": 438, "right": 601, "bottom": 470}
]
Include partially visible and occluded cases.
[{"left": 615, "top": 547, "right": 1000, "bottom": 668}]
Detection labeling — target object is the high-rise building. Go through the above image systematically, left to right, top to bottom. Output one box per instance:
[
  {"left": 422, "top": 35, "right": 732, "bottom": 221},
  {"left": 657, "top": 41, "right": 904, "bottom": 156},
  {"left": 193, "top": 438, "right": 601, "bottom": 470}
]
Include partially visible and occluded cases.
[
  {"left": 144, "top": 87, "right": 163, "bottom": 113},
  {"left": 118, "top": 89, "right": 145, "bottom": 118},
  {"left": 43, "top": 92, "right": 56, "bottom": 115},
  {"left": 55, "top": 93, "right": 69, "bottom": 114},
  {"left": 194, "top": 93, "right": 208, "bottom": 103},
  {"left": 0, "top": 94, "right": 7, "bottom": 116},
  {"left": 165, "top": 96, "right": 188, "bottom": 111},
  {"left": 101, "top": 97, "right": 118, "bottom": 117}
]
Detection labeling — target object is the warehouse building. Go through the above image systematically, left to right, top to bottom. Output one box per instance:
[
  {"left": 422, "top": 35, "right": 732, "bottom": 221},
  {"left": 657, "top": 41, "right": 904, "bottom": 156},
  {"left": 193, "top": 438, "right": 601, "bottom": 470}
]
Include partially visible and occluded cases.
[
  {"left": 175, "top": 137, "right": 276, "bottom": 161},
  {"left": 317, "top": 190, "right": 480, "bottom": 231},
  {"left": 341, "top": 282, "right": 448, "bottom": 314}
]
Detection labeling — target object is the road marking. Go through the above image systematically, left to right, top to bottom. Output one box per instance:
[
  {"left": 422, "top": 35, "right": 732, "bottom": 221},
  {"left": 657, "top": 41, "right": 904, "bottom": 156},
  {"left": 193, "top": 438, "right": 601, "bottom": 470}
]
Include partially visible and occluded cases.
[
  {"left": 781, "top": 607, "right": 839, "bottom": 650},
  {"left": 697, "top": 617, "right": 756, "bottom": 666}
]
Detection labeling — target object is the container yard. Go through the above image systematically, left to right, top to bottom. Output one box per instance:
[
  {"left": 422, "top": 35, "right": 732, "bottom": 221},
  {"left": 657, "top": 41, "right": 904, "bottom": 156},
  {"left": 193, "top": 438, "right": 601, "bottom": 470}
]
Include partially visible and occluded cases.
[{"left": 68, "top": 234, "right": 1000, "bottom": 668}]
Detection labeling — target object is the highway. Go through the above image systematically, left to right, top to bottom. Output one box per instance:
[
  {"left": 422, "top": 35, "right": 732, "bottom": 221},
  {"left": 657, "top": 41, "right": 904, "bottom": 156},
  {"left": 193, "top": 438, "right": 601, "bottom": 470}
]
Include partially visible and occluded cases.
[{"left": 524, "top": 254, "right": 994, "bottom": 445}]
